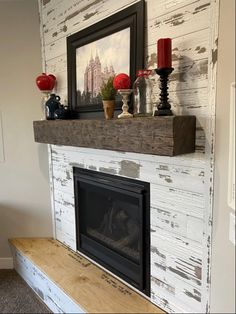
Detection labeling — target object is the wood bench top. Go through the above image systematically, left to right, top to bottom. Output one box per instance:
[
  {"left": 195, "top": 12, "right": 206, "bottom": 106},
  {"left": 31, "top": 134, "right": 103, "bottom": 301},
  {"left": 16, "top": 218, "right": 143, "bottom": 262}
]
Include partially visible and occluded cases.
[{"left": 9, "top": 238, "right": 164, "bottom": 314}]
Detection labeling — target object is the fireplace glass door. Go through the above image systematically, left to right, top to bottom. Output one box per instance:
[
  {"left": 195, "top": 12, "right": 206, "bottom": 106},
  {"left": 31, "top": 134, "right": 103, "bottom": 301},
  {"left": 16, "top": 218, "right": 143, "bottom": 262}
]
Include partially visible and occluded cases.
[{"left": 74, "top": 167, "right": 150, "bottom": 296}]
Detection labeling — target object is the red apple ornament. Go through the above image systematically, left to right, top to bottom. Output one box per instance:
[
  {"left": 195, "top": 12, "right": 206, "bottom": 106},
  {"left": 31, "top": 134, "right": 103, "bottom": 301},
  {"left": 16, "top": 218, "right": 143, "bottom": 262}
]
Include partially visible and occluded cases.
[
  {"left": 36, "top": 73, "right": 56, "bottom": 91},
  {"left": 113, "top": 73, "right": 131, "bottom": 90}
]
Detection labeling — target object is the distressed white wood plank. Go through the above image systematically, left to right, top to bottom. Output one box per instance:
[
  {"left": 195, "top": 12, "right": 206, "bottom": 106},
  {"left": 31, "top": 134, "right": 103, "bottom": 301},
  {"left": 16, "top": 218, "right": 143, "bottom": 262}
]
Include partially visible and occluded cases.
[
  {"left": 41, "top": 0, "right": 139, "bottom": 46},
  {"left": 41, "top": 0, "right": 65, "bottom": 10},
  {"left": 41, "top": 0, "right": 107, "bottom": 31},
  {"left": 146, "top": 0, "right": 201, "bottom": 21},
  {"left": 147, "top": 0, "right": 211, "bottom": 44},
  {"left": 200, "top": 0, "right": 219, "bottom": 312},
  {"left": 147, "top": 28, "right": 209, "bottom": 68},
  {"left": 44, "top": 37, "right": 66, "bottom": 62},
  {"left": 46, "top": 54, "right": 67, "bottom": 74},
  {"left": 151, "top": 58, "right": 209, "bottom": 93},
  {"left": 169, "top": 88, "right": 210, "bottom": 116},
  {"left": 52, "top": 144, "right": 206, "bottom": 166},
  {"left": 48, "top": 145, "right": 56, "bottom": 238},
  {"left": 51, "top": 148, "right": 76, "bottom": 249},
  {"left": 52, "top": 150, "right": 205, "bottom": 193},
  {"left": 140, "top": 161, "right": 205, "bottom": 193},
  {"left": 52, "top": 166, "right": 73, "bottom": 194},
  {"left": 151, "top": 184, "right": 204, "bottom": 219},
  {"left": 151, "top": 184, "right": 205, "bottom": 219},
  {"left": 54, "top": 189, "right": 75, "bottom": 224},
  {"left": 54, "top": 189, "right": 76, "bottom": 249},
  {"left": 151, "top": 205, "right": 204, "bottom": 243},
  {"left": 55, "top": 225, "right": 76, "bottom": 250},
  {"left": 151, "top": 233, "right": 202, "bottom": 288},
  {"left": 151, "top": 234, "right": 203, "bottom": 313},
  {"left": 11, "top": 247, "right": 83, "bottom": 313},
  {"left": 151, "top": 276, "right": 201, "bottom": 314},
  {"left": 151, "top": 289, "right": 188, "bottom": 314}
]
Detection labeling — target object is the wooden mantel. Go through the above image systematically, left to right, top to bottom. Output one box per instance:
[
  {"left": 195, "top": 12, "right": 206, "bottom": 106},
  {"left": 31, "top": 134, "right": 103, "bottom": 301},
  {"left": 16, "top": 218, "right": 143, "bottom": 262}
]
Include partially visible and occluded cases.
[{"left": 33, "top": 116, "right": 196, "bottom": 156}]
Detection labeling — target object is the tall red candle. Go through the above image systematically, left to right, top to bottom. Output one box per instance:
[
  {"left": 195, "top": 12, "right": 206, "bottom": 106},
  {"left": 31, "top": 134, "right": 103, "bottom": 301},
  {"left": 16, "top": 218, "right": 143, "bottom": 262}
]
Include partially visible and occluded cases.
[{"left": 157, "top": 38, "right": 172, "bottom": 68}]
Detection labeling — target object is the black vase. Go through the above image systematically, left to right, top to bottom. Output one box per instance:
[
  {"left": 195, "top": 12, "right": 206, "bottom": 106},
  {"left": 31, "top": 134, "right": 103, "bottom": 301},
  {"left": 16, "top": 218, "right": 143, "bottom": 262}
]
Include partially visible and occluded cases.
[
  {"left": 45, "top": 94, "right": 61, "bottom": 120},
  {"left": 54, "top": 105, "right": 71, "bottom": 119}
]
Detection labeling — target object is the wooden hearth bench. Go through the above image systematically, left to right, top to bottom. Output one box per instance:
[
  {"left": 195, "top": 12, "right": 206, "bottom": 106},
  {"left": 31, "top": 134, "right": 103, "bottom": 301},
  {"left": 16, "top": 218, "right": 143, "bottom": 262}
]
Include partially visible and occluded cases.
[{"left": 9, "top": 238, "right": 164, "bottom": 313}]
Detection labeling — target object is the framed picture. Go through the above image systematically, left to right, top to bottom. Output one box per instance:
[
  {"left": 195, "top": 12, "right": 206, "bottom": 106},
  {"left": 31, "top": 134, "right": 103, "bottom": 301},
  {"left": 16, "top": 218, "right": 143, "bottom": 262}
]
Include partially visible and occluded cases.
[{"left": 67, "top": 0, "right": 144, "bottom": 119}]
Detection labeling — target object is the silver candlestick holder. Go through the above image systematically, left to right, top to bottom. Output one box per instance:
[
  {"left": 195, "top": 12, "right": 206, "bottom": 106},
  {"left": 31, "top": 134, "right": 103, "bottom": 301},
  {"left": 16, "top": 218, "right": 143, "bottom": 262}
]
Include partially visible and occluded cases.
[{"left": 118, "top": 89, "right": 133, "bottom": 119}]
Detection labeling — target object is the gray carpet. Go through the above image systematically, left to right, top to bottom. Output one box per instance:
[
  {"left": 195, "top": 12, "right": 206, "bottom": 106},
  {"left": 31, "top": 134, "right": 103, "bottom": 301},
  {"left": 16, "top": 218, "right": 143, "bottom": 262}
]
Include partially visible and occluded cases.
[{"left": 0, "top": 269, "right": 51, "bottom": 313}]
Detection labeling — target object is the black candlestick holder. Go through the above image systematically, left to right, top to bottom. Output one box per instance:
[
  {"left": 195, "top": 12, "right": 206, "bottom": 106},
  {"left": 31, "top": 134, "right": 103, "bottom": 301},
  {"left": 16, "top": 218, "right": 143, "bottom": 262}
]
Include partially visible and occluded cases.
[{"left": 153, "top": 67, "right": 174, "bottom": 116}]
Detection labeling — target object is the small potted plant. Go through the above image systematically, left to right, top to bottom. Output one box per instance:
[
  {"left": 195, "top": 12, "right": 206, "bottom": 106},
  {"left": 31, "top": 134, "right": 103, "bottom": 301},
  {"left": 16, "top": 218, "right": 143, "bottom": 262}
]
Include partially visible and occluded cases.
[{"left": 100, "top": 76, "right": 116, "bottom": 119}]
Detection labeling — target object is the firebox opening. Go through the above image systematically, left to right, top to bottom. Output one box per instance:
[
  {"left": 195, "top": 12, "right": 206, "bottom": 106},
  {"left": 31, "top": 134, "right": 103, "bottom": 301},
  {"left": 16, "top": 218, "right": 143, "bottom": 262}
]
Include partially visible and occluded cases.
[{"left": 74, "top": 167, "right": 150, "bottom": 296}]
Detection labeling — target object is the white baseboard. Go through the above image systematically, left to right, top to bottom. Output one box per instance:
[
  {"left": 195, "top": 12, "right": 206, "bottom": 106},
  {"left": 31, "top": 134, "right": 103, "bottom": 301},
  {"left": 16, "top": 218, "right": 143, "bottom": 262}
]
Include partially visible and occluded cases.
[{"left": 0, "top": 257, "right": 13, "bottom": 269}]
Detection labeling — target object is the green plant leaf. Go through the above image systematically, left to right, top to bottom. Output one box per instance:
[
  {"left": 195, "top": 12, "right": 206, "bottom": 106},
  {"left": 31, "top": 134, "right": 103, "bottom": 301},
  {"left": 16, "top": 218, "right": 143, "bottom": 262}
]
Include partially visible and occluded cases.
[{"left": 100, "top": 76, "right": 116, "bottom": 100}]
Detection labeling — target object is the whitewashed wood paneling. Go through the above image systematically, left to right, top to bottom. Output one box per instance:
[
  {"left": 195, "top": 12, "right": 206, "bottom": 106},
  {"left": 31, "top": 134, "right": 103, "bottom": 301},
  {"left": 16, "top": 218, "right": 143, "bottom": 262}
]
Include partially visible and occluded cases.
[
  {"left": 38, "top": 0, "right": 219, "bottom": 313},
  {"left": 41, "top": 0, "right": 139, "bottom": 46},
  {"left": 147, "top": 0, "right": 211, "bottom": 42},
  {"left": 49, "top": 145, "right": 206, "bottom": 313},
  {"left": 11, "top": 246, "right": 84, "bottom": 313}
]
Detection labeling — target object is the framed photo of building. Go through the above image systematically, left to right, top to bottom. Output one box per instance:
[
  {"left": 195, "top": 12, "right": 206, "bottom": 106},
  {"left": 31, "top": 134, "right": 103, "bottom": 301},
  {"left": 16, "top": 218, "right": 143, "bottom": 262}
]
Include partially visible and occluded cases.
[{"left": 67, "top": 1, "right": 144, "bottom": 119}]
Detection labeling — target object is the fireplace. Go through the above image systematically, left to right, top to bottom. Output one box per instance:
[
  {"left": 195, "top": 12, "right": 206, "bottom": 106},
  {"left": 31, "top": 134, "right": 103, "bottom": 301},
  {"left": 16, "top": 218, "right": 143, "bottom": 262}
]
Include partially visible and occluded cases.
[{"left": 73, "top": 167, "right": 150, "bottom": 296}]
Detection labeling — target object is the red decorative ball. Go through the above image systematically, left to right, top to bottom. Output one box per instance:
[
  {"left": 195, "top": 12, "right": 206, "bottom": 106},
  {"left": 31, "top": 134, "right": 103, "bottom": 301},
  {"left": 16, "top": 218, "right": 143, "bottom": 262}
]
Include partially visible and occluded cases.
[
  {"left": 36, "top": 73, "right": 56, "bottom": 91},
  {"left": 113, "top": 73, "right": 131, "bottom": 90}
]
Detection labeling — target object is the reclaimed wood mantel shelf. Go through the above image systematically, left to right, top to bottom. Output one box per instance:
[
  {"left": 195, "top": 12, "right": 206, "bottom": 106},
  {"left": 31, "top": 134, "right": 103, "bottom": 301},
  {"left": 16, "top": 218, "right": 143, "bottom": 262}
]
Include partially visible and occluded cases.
[{"left": 33, "top": 116, "right": 196, "bottom": 156}]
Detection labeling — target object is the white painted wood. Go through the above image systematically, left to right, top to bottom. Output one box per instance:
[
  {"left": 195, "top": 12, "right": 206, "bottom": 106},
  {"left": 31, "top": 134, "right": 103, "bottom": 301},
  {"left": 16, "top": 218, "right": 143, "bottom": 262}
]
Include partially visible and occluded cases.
[
  {"left": 37, "top": 0, "right": 220, "bottom": 312},
  {"left": 41, "top": 0, "right": 139, "bottom": 47},
  {"left": 146, "top": 0, "right": 201, "bottom": 21},
  {"left": 147, "top": 0, "right": 211, "bottom": 45},
  {"left": 200, "top": 1, "right": 219, "bottom": 312},
  {"left": 0, "top": 111, "right": 5, "bottom": 163},
  {"left": 48, "top": 144, "right": 207, "bottom": 313},
  {"left": 48, "top": 145, "right": 56, "bottom": 238},
  {"left": 11, "top": 246, "right": 84, "bottom": 313},
  {"left": 0, "top": 257, "right": 13, "bottom": 269}
]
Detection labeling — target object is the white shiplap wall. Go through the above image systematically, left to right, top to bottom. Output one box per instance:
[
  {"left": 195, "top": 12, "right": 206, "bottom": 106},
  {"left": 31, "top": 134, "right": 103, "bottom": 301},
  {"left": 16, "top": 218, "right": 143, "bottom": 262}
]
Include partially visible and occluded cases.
[
  {"left": 38, "top": 0, "right": 219, "bottom": 313},
  {"left": 50, "top": 146, "right": 206, "bottom": 313}
]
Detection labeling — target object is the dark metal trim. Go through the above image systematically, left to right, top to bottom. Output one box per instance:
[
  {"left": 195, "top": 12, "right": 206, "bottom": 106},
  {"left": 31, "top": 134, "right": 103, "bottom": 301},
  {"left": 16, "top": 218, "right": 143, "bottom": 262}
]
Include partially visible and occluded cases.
[{"left": 73, "top": 167, "right": 150, "bottom": 296}]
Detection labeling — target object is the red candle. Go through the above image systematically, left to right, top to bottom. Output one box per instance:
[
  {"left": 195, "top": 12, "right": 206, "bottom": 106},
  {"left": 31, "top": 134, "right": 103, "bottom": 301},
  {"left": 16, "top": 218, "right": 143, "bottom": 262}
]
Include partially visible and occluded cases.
[{"left": 157, "top": 38, "right": 172, "bottom": 68}]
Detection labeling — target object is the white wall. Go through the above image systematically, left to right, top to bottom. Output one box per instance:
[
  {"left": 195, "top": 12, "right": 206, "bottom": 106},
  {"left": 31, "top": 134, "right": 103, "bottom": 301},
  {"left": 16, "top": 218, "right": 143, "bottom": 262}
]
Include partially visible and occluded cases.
[
  {"left": 0, "top": 0, "right": 53, "bottom": 263},
  {"left": 210, "top": 0, "right": 235, "bottom": 312}
]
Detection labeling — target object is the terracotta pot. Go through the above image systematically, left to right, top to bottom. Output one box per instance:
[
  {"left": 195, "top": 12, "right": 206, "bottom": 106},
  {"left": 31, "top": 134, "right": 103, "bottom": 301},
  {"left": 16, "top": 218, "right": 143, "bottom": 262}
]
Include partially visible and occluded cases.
[{"left": 103, "top": 100, "right": 115, "bottom": 119}]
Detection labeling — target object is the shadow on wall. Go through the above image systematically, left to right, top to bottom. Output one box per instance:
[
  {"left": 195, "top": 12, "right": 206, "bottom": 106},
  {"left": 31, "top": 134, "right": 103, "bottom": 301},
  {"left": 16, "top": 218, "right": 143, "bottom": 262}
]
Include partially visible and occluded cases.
[
  {"left": 146, "top": 49, "right": 208, "bottom": 154},
  {"left": 173, "top": 55, "right": 208, "bottom": 153},
  {"left": 37, "top": 143, "right": 50, "bottom": 181}
]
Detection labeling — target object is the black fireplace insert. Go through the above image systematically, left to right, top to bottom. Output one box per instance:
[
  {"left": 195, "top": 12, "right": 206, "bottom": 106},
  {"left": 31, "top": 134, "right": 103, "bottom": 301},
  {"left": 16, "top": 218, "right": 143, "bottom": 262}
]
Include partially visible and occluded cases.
[{"left": 73, "top": 167, "right": 150, "bottom": 296}]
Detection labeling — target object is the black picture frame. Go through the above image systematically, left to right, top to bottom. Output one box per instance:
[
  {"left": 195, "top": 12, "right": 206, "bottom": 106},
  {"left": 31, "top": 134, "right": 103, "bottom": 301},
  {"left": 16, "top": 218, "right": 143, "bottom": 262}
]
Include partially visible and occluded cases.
[{"left": 67, "top": 0, "right": 144, "bottom": 119}]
